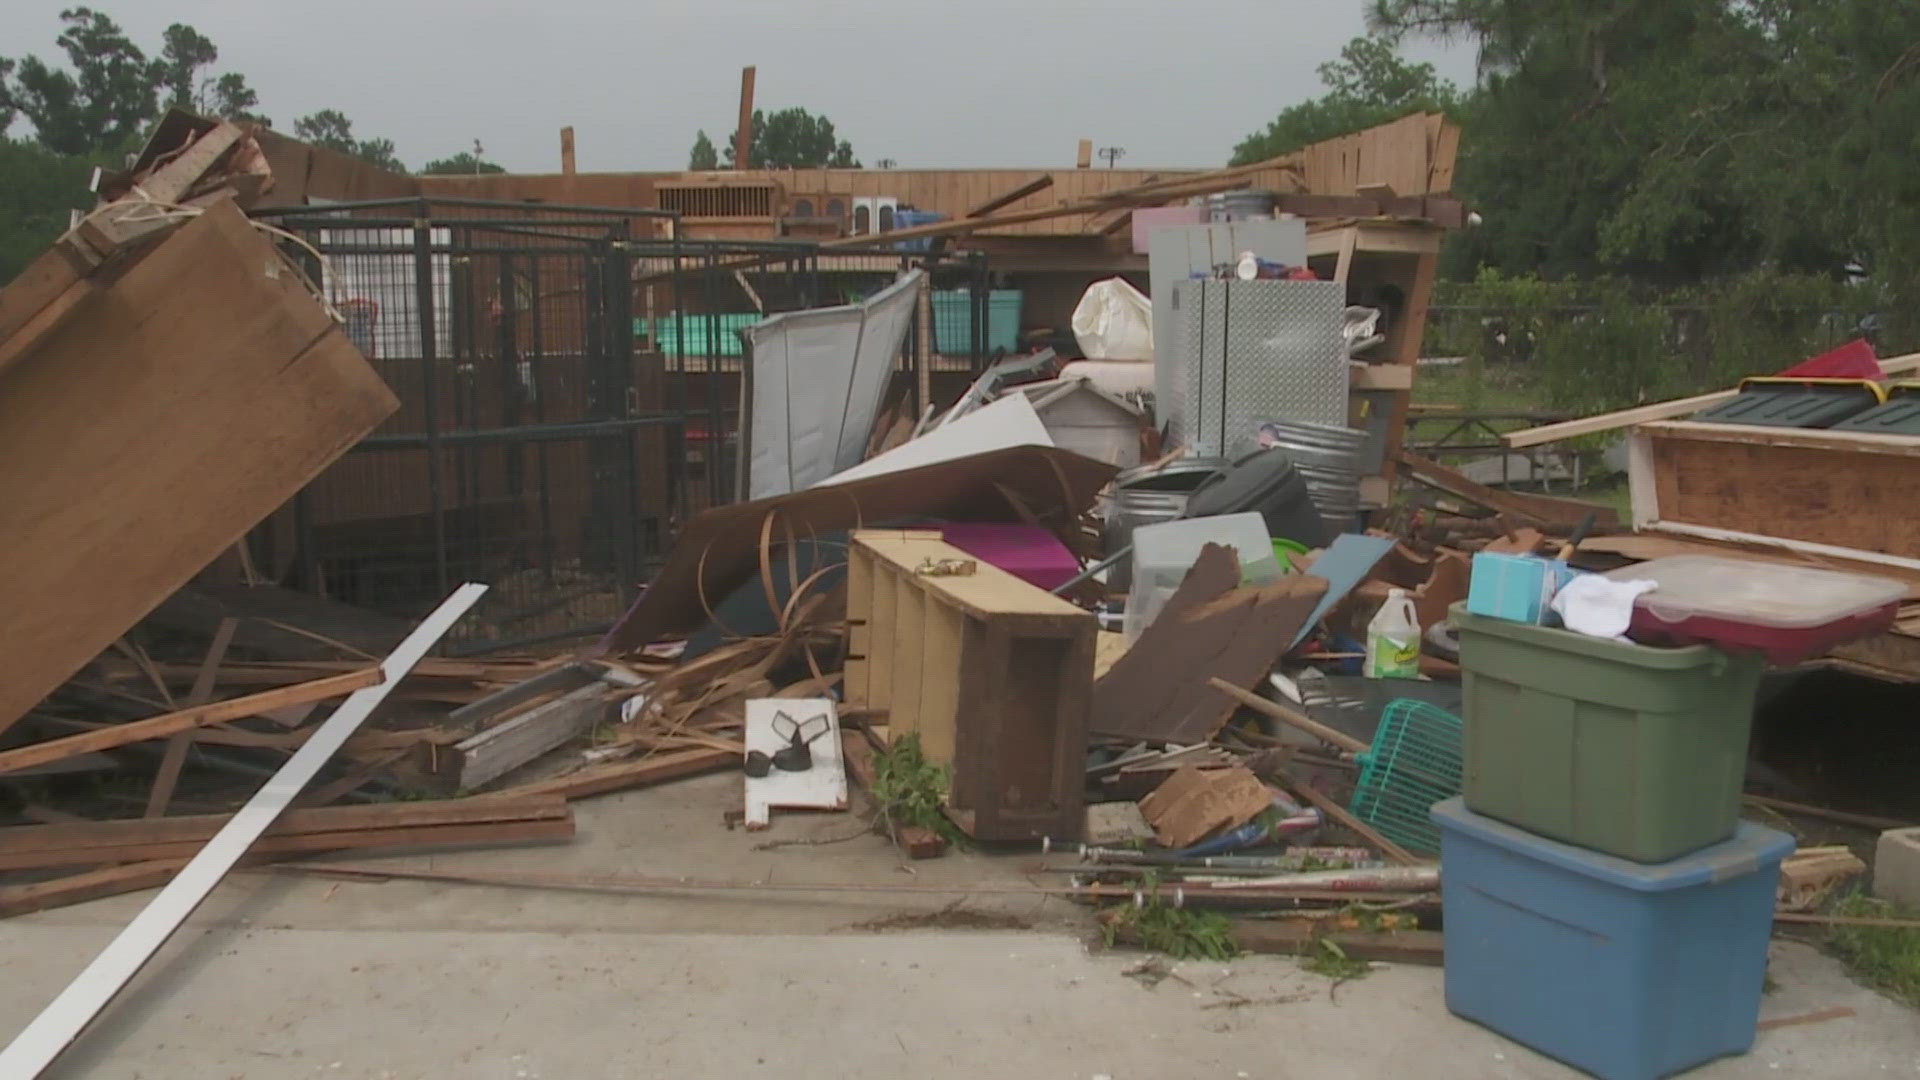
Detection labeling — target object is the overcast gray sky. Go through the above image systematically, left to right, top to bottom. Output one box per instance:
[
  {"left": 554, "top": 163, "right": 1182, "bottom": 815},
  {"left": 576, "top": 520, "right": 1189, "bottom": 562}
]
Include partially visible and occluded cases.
[{"left": 2, "top": 1, "right": 1474, "bottom": 172}]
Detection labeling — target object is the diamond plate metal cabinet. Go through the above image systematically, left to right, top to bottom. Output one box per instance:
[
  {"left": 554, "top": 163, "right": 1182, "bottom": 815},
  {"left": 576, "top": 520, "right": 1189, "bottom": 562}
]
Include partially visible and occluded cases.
[{"left": 1173, "top": 279, "right": 1347, "bottom": 456}]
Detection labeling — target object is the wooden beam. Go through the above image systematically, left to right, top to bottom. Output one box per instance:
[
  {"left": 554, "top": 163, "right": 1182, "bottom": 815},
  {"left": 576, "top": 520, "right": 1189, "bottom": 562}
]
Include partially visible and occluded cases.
[
  {"left": 735, "top": 66, "right": 757, "bottom": 170},
  {"left": 965, "top": 174, "right": 1054, "bottom": 218},
  {"left": 1397, "top": 449, "right": 1620, "bottom": 526},
  {"left": 145, "top": 616, "right": 240, "bottom": 818},
  {"left": 0, "top": 668, "right": 379, "bottom": 776},
  {"left": 1207, "top": 678, "right": 1369, "bottom": 756},
  {"left": 487, "top": 746, "right": 734, "bottom": 801},
  {"left": 1273, "top": 775, "right": 1421, "bottom": 866},
  {"left": 0, "top": 798, "right": 572, "bottom": 870},
  {"left": 0, "top": 862, "right": 184, "bottom": 919},
  {"left": 1223, "top": 920, "right": 1443, "bottom": 966}
]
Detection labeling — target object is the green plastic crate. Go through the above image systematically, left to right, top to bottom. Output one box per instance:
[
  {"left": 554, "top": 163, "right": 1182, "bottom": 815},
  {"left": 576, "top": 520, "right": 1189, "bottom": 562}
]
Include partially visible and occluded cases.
[
  {"left": 931, "top": 289, "right": 1021, "bottom": 356},
  {"left": 639, "top": 313, "right": 760, "bottom": 358},
  {"left": 1452, "top": 602, "right": 1765, "bottom": 863},
  {"left": 1350, "top": 699, "right": 1463, "bottom": 855}
]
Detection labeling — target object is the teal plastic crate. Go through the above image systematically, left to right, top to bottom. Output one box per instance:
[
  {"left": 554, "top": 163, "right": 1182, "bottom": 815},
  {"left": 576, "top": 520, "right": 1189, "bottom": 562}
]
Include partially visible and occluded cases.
[
  {"left": 932, "top": 289, "right": 1021, "bottom": 356},
  {"left": 639, "top": 313, "right": 760, "bottom": 357},
  {"left": 1349, "top": 699, "right": 1463, "bottom": 855}
]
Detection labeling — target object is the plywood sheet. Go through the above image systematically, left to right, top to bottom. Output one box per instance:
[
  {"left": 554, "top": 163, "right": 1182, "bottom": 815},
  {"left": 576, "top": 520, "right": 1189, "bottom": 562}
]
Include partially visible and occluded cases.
[
  {"left": 0, "top": 202, "right": 398, "bottom": 730},
  {"left": 1649, "top": 431, "right": 1920, "bottom": 560}
]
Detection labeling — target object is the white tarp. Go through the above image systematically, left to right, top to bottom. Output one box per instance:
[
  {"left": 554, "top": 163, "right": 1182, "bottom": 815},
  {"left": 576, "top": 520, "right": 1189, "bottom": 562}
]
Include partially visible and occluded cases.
[
  {"left": 743, "top": 270, "right": 924, "bottom": 500},
  {"left": 821, "top": 392, "right": 1052, "bottom": 487}
]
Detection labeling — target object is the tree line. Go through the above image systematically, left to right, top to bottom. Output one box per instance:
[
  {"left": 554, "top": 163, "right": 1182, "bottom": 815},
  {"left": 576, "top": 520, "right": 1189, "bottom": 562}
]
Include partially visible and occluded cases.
[
  {"left": 1233, "top": 1, "right": 1920, "bottom": 344},
  {"left": 0, "top": 8, "right": 507, "bottom": 280}
]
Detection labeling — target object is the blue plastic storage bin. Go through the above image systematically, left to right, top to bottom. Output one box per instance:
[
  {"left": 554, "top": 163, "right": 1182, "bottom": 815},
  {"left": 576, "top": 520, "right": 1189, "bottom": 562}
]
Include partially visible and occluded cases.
[
  {"left": 932, "top": 289, "right": 1022, "bottom": 356},
  {"left": 1432, "top": 798, "right": 1792, "bottom": 1080}
]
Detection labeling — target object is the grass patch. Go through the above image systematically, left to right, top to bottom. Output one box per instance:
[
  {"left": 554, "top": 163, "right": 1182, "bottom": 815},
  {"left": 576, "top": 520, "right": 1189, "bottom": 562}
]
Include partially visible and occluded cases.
[
  {"left": 869, "top": 734, "right": 965, "bottom": 845},
  {"left": 1101, "top": 892, "right": 1239, "bottom": 961},
  {"left": 1826, "top": 893, "right": 1920, "bottom": 1007},
  {"left": 1299, "top": 937, "right": 1372, "bottom": 981}
]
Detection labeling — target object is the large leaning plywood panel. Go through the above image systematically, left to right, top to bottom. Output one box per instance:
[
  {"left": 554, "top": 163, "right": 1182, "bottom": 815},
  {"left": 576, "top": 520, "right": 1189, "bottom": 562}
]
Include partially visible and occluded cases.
[{"left": 0, "top": 201, "right": 398, "bottom": 731}]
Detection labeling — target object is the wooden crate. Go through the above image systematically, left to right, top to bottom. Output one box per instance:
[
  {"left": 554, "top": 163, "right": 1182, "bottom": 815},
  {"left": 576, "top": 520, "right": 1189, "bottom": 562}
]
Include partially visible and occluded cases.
[
  {"left": 1629, "top": 420, "right": 1920, "bottom": 566},
  {"left": 845, "top": 530, "right": 1093, "bottom": 842}
]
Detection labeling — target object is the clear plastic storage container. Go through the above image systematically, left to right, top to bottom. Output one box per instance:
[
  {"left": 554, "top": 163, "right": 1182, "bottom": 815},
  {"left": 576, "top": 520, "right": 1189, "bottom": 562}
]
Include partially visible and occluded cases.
[
  {"left": 1123, "top": 512, "right": 1280, "bottom": 638},
  {"left": 1604, "top": 555, "right": 1905, "bottom": 664}
]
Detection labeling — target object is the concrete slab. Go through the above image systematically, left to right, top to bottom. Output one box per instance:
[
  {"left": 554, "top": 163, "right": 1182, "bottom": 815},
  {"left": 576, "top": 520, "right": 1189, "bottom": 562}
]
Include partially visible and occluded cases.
[{"left": 4, "top": 773, "right": 1916, "bottom": 1078}]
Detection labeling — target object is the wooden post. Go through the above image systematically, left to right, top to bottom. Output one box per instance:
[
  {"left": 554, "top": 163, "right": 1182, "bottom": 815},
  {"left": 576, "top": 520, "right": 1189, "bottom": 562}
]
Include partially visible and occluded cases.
[
  {"left": 735, "top": 66, "right": 757, "bottom": 170},
  {"left": 560, "top": 127, "right": 576, "bottom": 176},
  {"left": 1076, "top": 138, "right": 1093, "bottom": 169},
  {"left": 914, "top": 275, "right": 934, "bottom": 418}
]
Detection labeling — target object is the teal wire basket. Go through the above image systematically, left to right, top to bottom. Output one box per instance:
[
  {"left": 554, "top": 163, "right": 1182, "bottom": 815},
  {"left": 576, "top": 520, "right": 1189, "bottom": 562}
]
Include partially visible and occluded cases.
[{"left": 1349, "top": 699, "right": 1464, "bottom": 855}]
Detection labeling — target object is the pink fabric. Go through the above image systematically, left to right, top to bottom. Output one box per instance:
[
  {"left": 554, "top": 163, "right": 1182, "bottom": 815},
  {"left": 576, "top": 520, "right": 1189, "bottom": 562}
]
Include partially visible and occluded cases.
[
  {"left": 1774, "top": 338, "right": 1881, "bottom": 380},
  {"left": 940, "top": 523, "right": 1079, "bottom": 591}
]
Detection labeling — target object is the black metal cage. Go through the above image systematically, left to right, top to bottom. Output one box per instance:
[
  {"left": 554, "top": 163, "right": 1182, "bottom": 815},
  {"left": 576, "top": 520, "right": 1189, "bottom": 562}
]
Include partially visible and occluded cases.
[{"left": 246, "top": 198, "right": 993, "bottom": 650}]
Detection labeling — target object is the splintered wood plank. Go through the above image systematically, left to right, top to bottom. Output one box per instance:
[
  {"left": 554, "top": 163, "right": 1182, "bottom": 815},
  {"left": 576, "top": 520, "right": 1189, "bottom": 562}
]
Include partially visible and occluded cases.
[
  {"left": 0, "top": 201, "right": 398, "bottom": 734},
  {"left": 1091, "top": 546, "right": 1327, "bottom": 745},
  {"left": 147, "top": 616, "right": 240, "bottom": 817},
  {"left": 0, "top": 669, "right": 379, "bottom": 776},
  {"left": 489, "top": 747, "right": 735, "bottom": 801},
  {"left": 0, "top": 798, "right": 572, "bottom": 870}
]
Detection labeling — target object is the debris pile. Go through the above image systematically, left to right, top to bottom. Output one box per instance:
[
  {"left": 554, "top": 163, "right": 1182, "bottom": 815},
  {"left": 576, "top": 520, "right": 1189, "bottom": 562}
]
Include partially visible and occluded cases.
[{"left": 4, "top": 107, "right": 1920, "bottom": 1079}]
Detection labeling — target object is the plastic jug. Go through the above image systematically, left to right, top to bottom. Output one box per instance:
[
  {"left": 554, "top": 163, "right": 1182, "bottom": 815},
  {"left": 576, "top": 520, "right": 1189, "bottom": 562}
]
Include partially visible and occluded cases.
[{"left": 1365, "top": 588, "right": 1422, "bottom": 679}]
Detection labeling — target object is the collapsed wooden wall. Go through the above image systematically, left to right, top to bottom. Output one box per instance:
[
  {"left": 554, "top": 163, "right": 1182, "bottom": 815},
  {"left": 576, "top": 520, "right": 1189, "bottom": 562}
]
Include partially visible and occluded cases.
[
  {"left": 415, "top": 111, "right": 1462, "bottom": 238},
  {"left": 0, "top": 202, "right": 398, "bottom": 730},
  {"left": 1639, "top": 422, "right": 1920, "bottom": 561}
]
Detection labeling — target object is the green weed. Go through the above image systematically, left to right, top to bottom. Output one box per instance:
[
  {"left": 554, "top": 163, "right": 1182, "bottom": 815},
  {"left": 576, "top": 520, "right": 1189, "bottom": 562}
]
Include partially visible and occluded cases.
[
  {"left": 870, "top": 734, "right": 964, "bottom": 844},
  {"left": 1825, "top": 893, "right": 1920, "bottom": 1007}
]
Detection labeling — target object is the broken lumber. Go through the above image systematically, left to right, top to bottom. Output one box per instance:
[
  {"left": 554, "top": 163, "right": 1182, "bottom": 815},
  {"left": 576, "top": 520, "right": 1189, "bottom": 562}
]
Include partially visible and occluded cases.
[
  {"left": 0, "top": 200, "right": 399, "bottom": 736},
  {"left": 1396, "top": 449, "right": 1620, "bottom": 526},
  {"left": 1093, "top": 546, "right": 1327, "bottom": 744},
  {"left": 0, "top": 584, "right": 483, "bottom": 1078},
  {"left": 0, "top": 669, "right": 380, "bottom": 776},
  {"left": 450, "top": 678, "right": 613, "bottom": 791},
  {"left": 1207, "top": 678, "right": 1368, "bottom": 756},
  {"left": 489, "top": 746, "right": 735, "bottom": 801},
  {"left": 1274, "top": 775, "right": 1421, "bottom": 867},
  {"left": 0, "top": 798, "right": 572, "bottom": 871},
  {"left": 0, "top": 862, "right": 185, "bottom": 920},
  {"left": 1225, "top": 920, "right": 1444, "bottom": 966}
]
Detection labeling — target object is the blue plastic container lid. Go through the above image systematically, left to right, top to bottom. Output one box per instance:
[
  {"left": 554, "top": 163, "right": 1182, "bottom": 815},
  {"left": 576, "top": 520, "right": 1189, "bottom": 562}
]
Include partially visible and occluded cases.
[{"left": 1431, "top": 798, "right": 1794, "bottom": 891}]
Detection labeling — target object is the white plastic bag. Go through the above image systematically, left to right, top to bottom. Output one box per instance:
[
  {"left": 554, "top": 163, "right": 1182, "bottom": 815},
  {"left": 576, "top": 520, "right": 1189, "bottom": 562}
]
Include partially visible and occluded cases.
[{"left": 1071, "top": 277, "right": 1153, "bottom": 362}]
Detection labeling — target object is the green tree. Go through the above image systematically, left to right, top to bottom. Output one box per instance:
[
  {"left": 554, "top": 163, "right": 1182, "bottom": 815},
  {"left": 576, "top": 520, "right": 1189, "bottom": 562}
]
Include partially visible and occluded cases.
[
  {"left": 5, "top": 7, "right": 159, "bottom": 155},
  {"left": 155, "top": 23, "right": 268, "bottom": 124},
  {"left": 1231, "top": 37, "right": 1458, "bottom": 165},
  {"left": 0, "top": 59, "right": 16, "bottom": 135},
  {"left": 723, "top": 107, "right": 858, "bottom": 168},
  {"left": 293, "top": 109, "right": 404, "bottom": 172},
  {"left": 687, "top": 129, "right": 718, "bottom": 170},
  {"left": 0, "top": 136, "right": 105, "bottom": 284},
  {"left": 420, "top": 151, "right": 505, "bottom": 175}
]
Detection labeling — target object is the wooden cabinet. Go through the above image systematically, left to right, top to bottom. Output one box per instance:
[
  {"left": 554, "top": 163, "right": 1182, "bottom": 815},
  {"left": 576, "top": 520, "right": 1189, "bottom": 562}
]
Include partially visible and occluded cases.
[{"left": 844, "top": 530, "right": 1093, "bottom": 842}]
